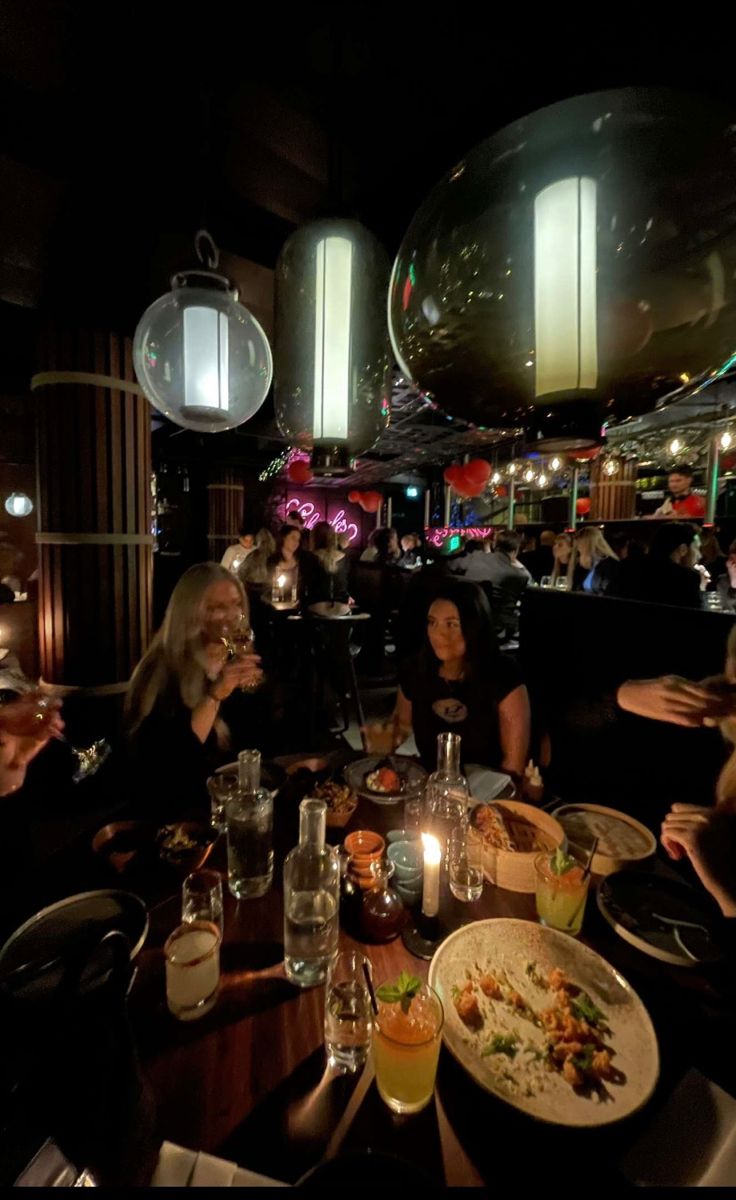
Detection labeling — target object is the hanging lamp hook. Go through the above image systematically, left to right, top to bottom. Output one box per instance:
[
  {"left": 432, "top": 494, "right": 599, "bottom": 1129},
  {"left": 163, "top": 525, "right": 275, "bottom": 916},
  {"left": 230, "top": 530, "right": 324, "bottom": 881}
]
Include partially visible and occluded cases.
[{"left": 195, "top": 229, "right": 219, "bottom": 271}]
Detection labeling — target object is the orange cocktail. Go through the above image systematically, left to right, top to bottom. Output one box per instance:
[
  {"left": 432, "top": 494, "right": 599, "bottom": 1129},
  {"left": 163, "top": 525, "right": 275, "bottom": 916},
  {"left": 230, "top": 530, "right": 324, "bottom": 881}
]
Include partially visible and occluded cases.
[{"left": 373, "top": 978, "right": 444, "bottom": 1114}]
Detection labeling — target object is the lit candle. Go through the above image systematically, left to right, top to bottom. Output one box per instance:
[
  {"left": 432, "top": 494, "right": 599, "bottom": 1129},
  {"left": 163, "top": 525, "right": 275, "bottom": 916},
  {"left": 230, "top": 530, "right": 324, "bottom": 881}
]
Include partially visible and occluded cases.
[
  {"left": 272, "top": 573, "right": 288, "bottom": 604},
  {"left": 421, "top": 833, "right": 441, "bottom": 918}
]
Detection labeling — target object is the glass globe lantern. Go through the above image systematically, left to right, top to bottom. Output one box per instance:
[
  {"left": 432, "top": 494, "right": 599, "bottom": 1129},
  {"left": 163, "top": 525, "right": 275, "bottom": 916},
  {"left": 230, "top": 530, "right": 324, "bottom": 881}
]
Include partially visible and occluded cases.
[
  {"left": 389, "top": 89, "right": 736, "bottom": 451},
  {"left": 274, "top": 218, "right": 391, "bottom": 475},
  {"left": 133, "top": 232, "right": 273, "bottom": 433},
  {"left": 4, "top": 492, "right": 33, "bottom": 517}
]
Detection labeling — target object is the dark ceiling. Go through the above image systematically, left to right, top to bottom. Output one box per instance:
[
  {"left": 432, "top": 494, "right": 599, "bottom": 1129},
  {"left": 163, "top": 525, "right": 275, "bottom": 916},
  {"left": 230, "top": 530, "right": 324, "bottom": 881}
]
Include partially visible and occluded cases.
[{"left": 3, "top": 4, "right": 736, "bottom": 477}]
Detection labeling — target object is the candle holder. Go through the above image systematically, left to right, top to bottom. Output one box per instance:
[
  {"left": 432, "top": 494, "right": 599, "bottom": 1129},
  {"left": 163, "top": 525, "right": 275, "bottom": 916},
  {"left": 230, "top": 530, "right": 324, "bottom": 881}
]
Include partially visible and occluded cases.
[{"left": 401, "top": 909, "right": 445, "bottom": 960}]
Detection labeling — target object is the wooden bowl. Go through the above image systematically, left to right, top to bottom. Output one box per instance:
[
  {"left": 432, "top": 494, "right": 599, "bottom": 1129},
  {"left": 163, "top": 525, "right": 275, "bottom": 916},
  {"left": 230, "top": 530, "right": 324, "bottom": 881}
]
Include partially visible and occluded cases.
[
  {"left": 325, "top": 797, "right": 358, "bottom": 829},
  {"left": 471, "top": 800, "right": 565, "bottom": 894},
  {"left": 552, "top": 803, "right": 656, "bottom": 876},
  {"left": 344, "top": 830, "right": 385, "bottom": 859}
]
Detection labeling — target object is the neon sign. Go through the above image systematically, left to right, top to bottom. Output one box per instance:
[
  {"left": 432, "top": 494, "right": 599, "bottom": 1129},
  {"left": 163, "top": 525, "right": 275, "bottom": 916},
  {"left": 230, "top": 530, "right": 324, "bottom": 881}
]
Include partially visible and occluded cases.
[
  {"left": 280, "top": 498, "right": 359, "bottom": 543},
  {"left": 425, "top": 526, "right": 494, "bottom": 548}
]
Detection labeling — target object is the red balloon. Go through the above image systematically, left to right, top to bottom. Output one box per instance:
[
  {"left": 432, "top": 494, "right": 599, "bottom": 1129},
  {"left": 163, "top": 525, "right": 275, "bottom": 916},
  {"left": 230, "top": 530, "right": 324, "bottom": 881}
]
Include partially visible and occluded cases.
[
  {"left": 573, "top": 448, "right": 600, "bottom": 462},
  {"left": 287, "top": 459, "right": 313, "bottom": 485},
  {"left": 463, "top": 459, "right": 492, "bottom": 486},
  {"left": 444, "top": 465, "right": 462, "bottom": 486},
  {"left": 347, "top": 490, "right": 361, "bottom": 503},
  {"left": 359, "top": 491, "right": 383, "bottom": 514},
  {"left": 576, "top": 497, "right": 591, "bottom": 515}
]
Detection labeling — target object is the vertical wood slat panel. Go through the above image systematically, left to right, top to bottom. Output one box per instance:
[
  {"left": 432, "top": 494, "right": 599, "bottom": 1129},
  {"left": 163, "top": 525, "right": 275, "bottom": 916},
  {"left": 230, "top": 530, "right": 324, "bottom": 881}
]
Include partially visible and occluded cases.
[
  {"left": 35, "top": 326, "right": 153, "bottom": 689},
  {"left": 590, "top": 459, "right": 638, "bottom": 521},
  {"left": 207, "top": 469, "right": 244, "bottom": 562}
]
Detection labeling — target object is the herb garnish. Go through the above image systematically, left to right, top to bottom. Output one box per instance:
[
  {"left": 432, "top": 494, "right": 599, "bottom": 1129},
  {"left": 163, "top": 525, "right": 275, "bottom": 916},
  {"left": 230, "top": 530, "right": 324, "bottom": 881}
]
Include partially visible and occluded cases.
[
  {"left": 550, "top": 846, "right": 577, "bottom": 876},
  {"left": 376, "top": 970, "right": 423, "bottom": 1014},
  {"left": 570, "top": 991, "right": 607, "bottom": 1028},
  {"left": 481, "top": 1033, "right": 519, "bottom": 1058}
]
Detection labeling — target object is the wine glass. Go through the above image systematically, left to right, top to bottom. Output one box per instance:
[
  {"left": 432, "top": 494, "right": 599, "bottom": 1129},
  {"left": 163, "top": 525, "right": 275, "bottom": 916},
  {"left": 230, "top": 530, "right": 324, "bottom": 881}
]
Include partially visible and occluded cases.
[
  {"left": 223, "top": 612, "right": 262, "bottom": 693},
  {"left": 31, "top": 691, "right": 111, "bottom": 783}
]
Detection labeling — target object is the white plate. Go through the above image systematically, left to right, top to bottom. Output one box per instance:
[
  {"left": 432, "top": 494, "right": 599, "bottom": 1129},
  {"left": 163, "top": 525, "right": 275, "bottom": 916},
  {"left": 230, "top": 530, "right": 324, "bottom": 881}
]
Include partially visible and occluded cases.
[{"left": 428, "top": 918, "right": 659, "bottom": 1127}]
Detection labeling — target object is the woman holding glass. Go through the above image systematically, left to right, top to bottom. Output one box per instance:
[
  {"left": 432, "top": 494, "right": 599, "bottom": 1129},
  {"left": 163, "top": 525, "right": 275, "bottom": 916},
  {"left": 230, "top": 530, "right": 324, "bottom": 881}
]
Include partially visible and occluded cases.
[
  {"left": 124, "top": 563, "right": 262, "bottom": 820},
  {"left": 362, "top": 578, "right": 530, "bottom": 780}
]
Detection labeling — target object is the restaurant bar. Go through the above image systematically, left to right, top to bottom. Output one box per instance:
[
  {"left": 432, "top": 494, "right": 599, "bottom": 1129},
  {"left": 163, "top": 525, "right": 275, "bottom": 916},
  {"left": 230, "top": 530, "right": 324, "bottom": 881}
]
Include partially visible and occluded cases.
[{"left": 2, "top": 10, "right": 736, "bottom": 1188}]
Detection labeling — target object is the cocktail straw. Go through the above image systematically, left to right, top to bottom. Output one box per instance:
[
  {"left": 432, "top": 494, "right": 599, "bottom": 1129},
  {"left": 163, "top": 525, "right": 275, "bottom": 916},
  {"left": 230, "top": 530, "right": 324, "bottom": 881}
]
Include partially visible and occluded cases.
[{"left": 363, "top": 961, "right": 378, "bottom": 1015}]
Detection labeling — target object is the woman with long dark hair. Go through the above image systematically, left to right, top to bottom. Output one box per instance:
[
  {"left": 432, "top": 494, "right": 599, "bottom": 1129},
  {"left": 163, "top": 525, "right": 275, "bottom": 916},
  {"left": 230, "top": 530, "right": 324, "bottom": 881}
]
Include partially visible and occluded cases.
[{"left": 364, "top": 578, "right": 530, "bottom": 775}]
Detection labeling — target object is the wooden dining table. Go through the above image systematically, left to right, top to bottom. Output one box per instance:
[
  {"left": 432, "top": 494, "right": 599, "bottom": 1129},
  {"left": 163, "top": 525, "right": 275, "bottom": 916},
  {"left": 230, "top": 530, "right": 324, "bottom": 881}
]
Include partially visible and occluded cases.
[{"left": 128, "top": 758, "right": 736, "bottom": 1188}]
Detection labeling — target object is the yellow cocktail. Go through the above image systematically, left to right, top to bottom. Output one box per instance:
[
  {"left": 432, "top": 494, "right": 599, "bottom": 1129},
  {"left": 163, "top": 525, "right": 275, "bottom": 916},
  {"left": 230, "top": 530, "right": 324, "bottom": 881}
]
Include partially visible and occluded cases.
[
  {"left": 535, "top": 850, "right": 590, "bottom": 937},
  {"left": 373, "top": 980, "right": 444, "bottom": 1114}
]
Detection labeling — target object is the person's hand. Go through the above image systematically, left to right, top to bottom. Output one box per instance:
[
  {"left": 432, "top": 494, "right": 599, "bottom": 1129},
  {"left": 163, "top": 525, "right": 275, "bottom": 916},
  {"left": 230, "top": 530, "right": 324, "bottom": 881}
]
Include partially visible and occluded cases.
[
  {"left": 210, "top": 656, "right": 263, "bottom": 701},
  {"left": 617, "top": 676, "right": 736, "bottom": 727},
  {"left": 0, "top": 694, "right": 64, "bottom": 743},
  {"left": 660, "top": 803, "right": 736, "bottom": 917}
]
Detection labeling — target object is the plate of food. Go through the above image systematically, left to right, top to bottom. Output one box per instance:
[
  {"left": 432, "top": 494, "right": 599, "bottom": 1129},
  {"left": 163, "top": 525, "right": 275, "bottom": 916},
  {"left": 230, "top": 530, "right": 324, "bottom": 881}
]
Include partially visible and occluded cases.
[
  {"left": 343, "top": 755, "right": 428, "bottom": 807},
  {"left": 309, "top": 779, "right": 358, "bottom": 827},
  {"left": 470, "top": 801, "right": 565, "bottom": 892},
  {"left": 428, "top": 918, "right": 659, "bottom": 1127}
]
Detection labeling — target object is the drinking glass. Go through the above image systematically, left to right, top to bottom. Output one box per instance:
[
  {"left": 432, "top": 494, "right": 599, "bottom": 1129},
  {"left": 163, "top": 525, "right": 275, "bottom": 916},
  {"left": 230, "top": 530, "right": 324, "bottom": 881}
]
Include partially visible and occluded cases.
[
  {"left": 540, "top": 576, "right": 553, "bottom": 589},
  {"left": 555, "top": 577, "right": 568, "bottom": 591},
  {"left": 704, "top": 592, "right": 722, "bottom": 611},
  {"left": 30, "top": 691, "right": 111, "bottom": 783},
  {"left": 361, "top": 719, "right": 395, "bottom": 755},
  {"left": 207, "top": 772, "right": 239, "bottom": 832},
  {"left": 226, "top": 789, "right": 274, "bottom": 899},
  {"left": 404, "top": 792, "right": 423, "bottom": 832},
  {"left": 448, "top": 826, "right": 484, "bottom": 902},
  {"left": 535, "top": 850, "right": 590, "bottom": 936},
  {"left": 182, "top": 869, "right": 224, "bottom": 933},
  {"left": 165, "top": 920, "right": 221, "bottom": 1021},
  {"left": 324, "top": 950, "right": 372, "bottom": 1073},
  {"left": 373, "top": 981, "right": 444, "bottom": 1114}
]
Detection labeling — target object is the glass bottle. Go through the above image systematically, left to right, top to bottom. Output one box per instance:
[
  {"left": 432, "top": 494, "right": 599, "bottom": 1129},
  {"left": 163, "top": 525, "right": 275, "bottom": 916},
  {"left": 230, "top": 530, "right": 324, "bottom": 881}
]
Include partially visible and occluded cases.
[
  {"left": 424, "top": 732, "right": 470, "bottom": 856},
  {"left": 225, "top": 749, "right": 274, "bottom": 899},
  {"left": 283, "top": 798, "right": 340, "bottom": 987},
  {"left": 360, "top": 861, "right": 405, "bottom": 943}
]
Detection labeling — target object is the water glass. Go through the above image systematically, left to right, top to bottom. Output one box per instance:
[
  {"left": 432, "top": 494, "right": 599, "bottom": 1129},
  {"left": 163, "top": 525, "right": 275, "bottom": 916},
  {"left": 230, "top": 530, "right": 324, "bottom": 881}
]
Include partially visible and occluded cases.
[
  {"left": 540, "top": 575, "right": 553, "bottom": 589},
  {"left": 555, "top": 577, "right": 568, "bottom": 591},
  {"left": 704, "top": 592, "right": 722, "bottom": 611},
  {"left": 207, "top": 772, "right": 239, "bottom": 832},
  {"left": 226, "top": 791, "right": 274, "bottom": 899},
  {"left": 404, "top": 792, "right": 423, "bottom": 832},
  {"left": 448, "top": 826, "right": 484, "bottom": 902},
  {"left": 182, "top": 869, "right": 224, "bottom": 933},
  {"left": 165, "top": 920, "right": 221, "bottom": 1021},
  {"left": 324, "top": 950, "right": 373, "bottom": 1073}
]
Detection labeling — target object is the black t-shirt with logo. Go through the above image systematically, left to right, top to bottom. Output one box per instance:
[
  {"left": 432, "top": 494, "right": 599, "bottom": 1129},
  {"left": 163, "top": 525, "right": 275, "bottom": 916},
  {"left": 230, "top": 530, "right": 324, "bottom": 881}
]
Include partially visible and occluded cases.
[{"left": 398, "top": 653, "right": 524, "bottom": 771}]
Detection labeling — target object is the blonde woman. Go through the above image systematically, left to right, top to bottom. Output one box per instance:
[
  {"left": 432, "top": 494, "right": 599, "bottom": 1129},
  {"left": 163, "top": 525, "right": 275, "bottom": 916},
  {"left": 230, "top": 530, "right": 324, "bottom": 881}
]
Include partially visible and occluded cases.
[
  {"left": 309, "top": 521, "right": 350, "bottom": 603},
  {"left": 566, "top": 527, "right": 619, "bottom": 594},
  {"left": 549, "top": 532, "right": 573, "bottom": 586},
  {"left": 125, "top": 563, "right": 261, "bottom": 815}
]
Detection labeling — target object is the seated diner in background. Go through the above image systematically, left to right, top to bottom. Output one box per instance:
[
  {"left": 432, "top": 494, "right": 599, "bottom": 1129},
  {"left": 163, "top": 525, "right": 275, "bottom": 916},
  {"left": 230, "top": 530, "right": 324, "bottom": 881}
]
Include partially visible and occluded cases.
[
  {"left": 649, "top": 464, "right": 706, "bottom": 520},
  {"left": 307, "top": 521, "right": 351, "bottom": 605},
  {"left": 613, "top": 522, "right": 702, "bottom": 608},
  {"left": 265, "top": 524, "right": 313, "bottom": 606},
  {"left": 221, "top": 525, "right": 256, "bottom": 573},
  {"left": 360, "top": 526, "right": 400, "bottom": 565},
  {"left": 238, "top": 527, "right": 276, "bottom": 589},
  {"left": 567, "top": 527, "right": 619, "bottom": 594},
  {"left": 478, "top": 528, "right": 530, "bottom": 642},
  {"left": 520, "top": 529, "right": 556, "bottom": 581},
  {"left": 549, "top": 531, "right": 576, "bottom": 587},
  {"left": 398, "top": 532, "right": 423, "bottom": 570},
  {"left": 124, "top": 563, "right": 262, "bottom": 819},
  {"left": 363, "top": 578, "right": 530, "bottom": 780}
]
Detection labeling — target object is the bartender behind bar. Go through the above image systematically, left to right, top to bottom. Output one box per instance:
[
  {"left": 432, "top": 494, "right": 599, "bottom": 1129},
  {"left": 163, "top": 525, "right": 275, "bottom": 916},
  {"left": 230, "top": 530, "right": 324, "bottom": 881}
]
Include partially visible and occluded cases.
[{"left": 652, "top": 464, "right": 706, "bottom": 519}]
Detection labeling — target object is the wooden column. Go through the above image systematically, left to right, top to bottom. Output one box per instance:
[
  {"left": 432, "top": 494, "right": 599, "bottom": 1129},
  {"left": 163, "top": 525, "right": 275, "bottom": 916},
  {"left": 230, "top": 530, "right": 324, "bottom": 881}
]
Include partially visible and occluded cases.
[
  {"left": 33, "top": 327, "right": 153, "bottom": 692},
  {"left": 590, "top": 458, "right": 638, "bottom": 521},
  {"left": 207, "top": 469, "right": 244, "bottom": 562}
]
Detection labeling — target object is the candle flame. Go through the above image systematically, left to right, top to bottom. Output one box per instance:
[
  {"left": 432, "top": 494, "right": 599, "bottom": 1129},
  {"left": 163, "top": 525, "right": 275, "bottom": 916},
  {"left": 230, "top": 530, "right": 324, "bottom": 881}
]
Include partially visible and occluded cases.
[
  {"left": 276, "top": 574, "right": 287, "bottom": 587},
  {"left": 421, "top": 832, "right": 442, "bottom": 866}
]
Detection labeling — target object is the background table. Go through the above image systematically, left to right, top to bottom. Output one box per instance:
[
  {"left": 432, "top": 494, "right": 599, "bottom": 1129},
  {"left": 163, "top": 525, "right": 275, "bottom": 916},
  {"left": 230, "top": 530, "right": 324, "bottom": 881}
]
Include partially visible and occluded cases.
[{"left": 129, "top": 759, "right": 736, "bottom": 1187}]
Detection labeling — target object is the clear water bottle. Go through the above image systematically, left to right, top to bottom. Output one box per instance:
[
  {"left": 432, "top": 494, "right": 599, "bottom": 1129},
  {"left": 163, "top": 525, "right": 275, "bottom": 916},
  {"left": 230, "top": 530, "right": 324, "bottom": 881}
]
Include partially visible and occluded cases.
[
  {"left": 424, "top": 731, "right": 470, "bottom": 856},
  {"left": 225, "top": 749, "right": 274, "bottom": 899},
  {"left": 283, "top": 798, "right": 340, "bottom": 987}
]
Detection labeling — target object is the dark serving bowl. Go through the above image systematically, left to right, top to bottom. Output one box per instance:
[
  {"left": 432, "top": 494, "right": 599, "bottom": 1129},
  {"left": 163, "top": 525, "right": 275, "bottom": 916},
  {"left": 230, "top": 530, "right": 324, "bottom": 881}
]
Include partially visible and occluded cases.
[{"left": 92, "top": 820, "right": 217, "bottom": 876}]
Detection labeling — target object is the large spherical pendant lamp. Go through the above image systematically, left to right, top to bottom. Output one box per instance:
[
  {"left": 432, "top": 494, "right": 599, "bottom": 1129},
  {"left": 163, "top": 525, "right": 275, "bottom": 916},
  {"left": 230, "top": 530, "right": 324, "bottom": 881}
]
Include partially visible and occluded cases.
[
  {"left": 389, "top": 89, "right": 736, "bottom": 450},
  {"left": 274, "top": 219, "right": 391, "bottom": 475},
  {"left": 133, "top": 231, "right": 273, "bottom": 433}
]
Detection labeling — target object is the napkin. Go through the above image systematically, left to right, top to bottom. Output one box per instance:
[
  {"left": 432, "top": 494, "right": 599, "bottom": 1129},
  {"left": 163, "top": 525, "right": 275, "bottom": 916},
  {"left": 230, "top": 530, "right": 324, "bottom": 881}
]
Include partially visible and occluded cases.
[
  {"left": 465, "top": 764, "right": 513, "bottom": 804},
  {"left": 620, "top": 1069, "right": 736, "bottom": 1187},
  {"left": 152, "top": 1142, "right": 288, "bottom": 1187}
]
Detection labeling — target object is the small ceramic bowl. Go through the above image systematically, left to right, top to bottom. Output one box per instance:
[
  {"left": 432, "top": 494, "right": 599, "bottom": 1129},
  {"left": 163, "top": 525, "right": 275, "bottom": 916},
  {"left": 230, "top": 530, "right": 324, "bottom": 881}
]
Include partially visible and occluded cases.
[
  {"left": 387, "top": 829, "right": 421, "bottom": 844},
  {"left": 345, "top": 830, "right": 385, "bottom": 859},
  {"left": 387, "top": 841, "right": 423, "bottom": 882},
  {"left": 395, "top": 881, "right": 422, "bottom": 907}
]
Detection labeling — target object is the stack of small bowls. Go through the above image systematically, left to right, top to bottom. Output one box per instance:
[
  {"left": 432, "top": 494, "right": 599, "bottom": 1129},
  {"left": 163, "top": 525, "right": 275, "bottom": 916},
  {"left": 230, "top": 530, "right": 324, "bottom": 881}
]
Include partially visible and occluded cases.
[
  {"left": 344, "top": 830, "right": 386, "bottom": 891},
  {"left": 386, "top": 835, "right": 424, "bottom": 908}
]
